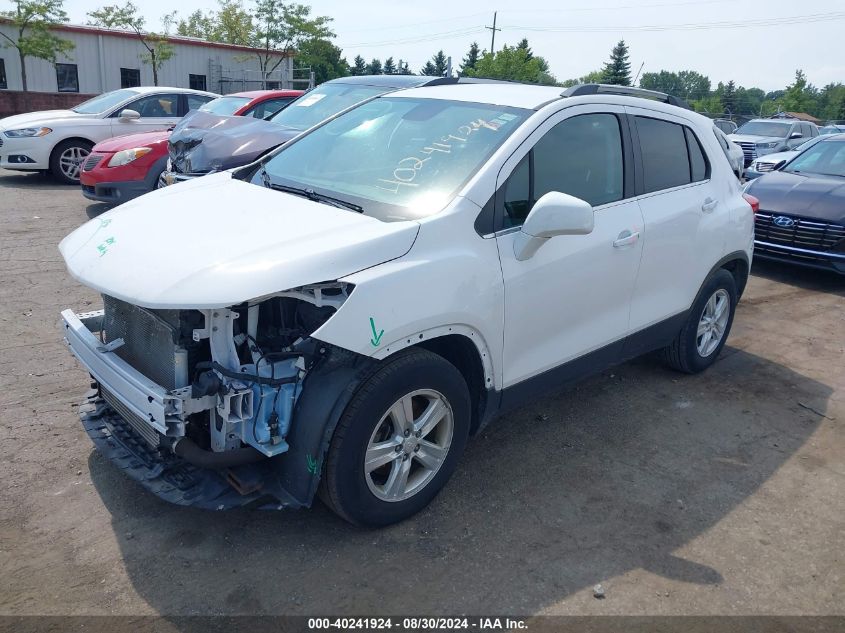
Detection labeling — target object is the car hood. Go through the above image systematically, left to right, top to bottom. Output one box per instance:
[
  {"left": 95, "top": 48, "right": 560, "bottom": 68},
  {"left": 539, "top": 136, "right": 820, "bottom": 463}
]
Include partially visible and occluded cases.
[
  {"left": 0, "top": 109, "right": 94, "bottom": 129},
  {"left": 168, "top": 110, "right": 301, "bottom": 174},
  {"left": 93, "top": 130, "right": 171, "bottom": 153},
  {"left": 728, "top": 134, "right": 785, "bottom": 145},
  {"left": 752, "top": 149, "right": 795, "bottom": 166},
  {"left": 747, "top": 171, "right": 845, "bottom": 223},
  {"left": 59, "top": 173, "right": 420, "bottom": 309}
]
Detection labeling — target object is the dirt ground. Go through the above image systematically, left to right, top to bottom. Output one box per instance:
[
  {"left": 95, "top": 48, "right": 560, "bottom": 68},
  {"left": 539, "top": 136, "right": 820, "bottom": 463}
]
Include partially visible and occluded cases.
[{"left": 0, "top": 169, "right": 842, "bottom": 618}]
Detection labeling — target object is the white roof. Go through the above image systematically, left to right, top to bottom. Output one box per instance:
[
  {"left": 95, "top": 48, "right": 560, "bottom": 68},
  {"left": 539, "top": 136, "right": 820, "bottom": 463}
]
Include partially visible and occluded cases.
[
  {"left": 388, "top": 83, "right": 710, "bottom": 125},
  {"left": 390, "top": 83, "right": 563, "bottom": 110}
]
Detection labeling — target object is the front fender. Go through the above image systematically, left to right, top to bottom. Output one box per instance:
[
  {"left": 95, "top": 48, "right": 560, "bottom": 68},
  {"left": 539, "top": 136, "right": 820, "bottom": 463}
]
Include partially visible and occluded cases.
[{"left": 312, "top": 206, "right": 505, "bottom": 390}]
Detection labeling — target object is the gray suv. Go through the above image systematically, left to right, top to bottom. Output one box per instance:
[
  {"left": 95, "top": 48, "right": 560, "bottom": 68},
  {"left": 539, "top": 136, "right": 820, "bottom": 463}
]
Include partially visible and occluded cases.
[{"left": 729, "top": 118, "right": 819, "bottom": 167}]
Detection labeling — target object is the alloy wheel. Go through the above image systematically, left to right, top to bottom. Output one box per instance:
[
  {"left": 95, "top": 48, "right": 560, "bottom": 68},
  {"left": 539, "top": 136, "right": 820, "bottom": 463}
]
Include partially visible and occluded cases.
[
  {"left": 59, "top": 146, "right": 90, "bottom": 182},
  {"left": 697, "top": 288, "right": 730, "bottom": 357},
  {"left": 364, "top": 389, "right": 454, "bottom": 502}
]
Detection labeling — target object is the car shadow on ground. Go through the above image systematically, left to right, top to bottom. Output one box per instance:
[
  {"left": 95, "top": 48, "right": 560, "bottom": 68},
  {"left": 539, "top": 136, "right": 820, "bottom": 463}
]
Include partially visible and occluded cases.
[
  {"left": 0, "top": 170, "right": 76, "bottom": 191},
  {"left": 85, "top": 203, "right": 112, "bottom": 219},
  {"left": 751, "top": 259, "right": 845, "bottom": 296},
  {"left": 85, "top": 346, "right": 831, "bottom": 618}
]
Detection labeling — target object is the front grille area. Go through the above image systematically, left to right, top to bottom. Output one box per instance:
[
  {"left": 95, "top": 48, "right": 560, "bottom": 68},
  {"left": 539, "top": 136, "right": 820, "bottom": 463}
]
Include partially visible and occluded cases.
[
  {"left": 0, "top": 137, "right": 4, "bottom": 148},
  {"left": 736, "top": 141, "right": 757, "bottom": 166},
  {"left": 83, "top": 154, "right": 104, "bottom": 171},
  {"left": 756, "top": 162, "right": 776, "bottom": 173},
  {"left": 755, "top": 212, "right": 845, "bottom": 261},
  {"left": 102, "top": 295, "right": 184, "bottom": 390},
  {"left": 101, "top": 385, "right": 161, "bottom": 448}
]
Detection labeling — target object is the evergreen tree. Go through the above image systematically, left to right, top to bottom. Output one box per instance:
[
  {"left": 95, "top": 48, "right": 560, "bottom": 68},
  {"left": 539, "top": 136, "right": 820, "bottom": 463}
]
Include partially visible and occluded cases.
[
  {"left": 516, "top": 38, "right": 533, "bottom": 61},
  {"left": 601, "top": 39, "right": 631, "bottom": 86},
  {"left": 460, "top": 41, "right": 480, "bottom": 74},
  {"left": 432, "top": 49, "right": 448, "bottom": 76},
  {"left": 351, "top": 54, "right": 366, "bottom": 75},
  {"left": 383, "top": 56, "right": 396, "bottom": 74},
  {"left": 366, "top": 58, "right": 382, "bottom": 75},
  {"left": 420, "top": 60, "right": 437, "bottom": 76},
  {"left": 721, "top": 80, "right": 737, "bottom": 114}
]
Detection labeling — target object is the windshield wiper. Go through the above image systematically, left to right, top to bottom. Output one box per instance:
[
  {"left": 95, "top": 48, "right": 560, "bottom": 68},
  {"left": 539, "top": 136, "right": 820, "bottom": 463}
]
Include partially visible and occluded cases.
[{"left": 259, "top": 166, "right": 363, "bottom": 213}]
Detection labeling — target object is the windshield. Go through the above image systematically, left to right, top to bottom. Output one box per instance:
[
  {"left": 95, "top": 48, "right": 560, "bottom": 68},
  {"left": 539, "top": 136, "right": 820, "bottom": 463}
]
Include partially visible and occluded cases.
[
  {"left": 267, "top": 83, "right": 391, "bottom": 131},
  {"left": 72, "top": 89, "right": 140, "bottom": 114},
  {"left": 199, "top": 96, "right": 251, "bottom": 116},
  {"left": 254, "top": 97, "right": 530, "bottom": 221},
  {"left": 735, "top": 121, "right": 791, "bottom": 138},
  {"left": 783, "top": 140, "right": 845, "bottom": 177}
]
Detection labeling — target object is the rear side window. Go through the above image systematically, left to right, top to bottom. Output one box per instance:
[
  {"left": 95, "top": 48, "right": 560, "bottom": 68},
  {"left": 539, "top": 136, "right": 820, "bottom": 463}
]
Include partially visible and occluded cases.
[{"left": 637, "top": 116, "right": 709, "bottom": 193}]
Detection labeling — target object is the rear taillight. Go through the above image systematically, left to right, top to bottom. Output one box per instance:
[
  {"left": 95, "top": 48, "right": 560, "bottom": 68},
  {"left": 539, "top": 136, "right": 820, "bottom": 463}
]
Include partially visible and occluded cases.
[{"left": 742, "top": 193, "right": 759, "bottom": 214}]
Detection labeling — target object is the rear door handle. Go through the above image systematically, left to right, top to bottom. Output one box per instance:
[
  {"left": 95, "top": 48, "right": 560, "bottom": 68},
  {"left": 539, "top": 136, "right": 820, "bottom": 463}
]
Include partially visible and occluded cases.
[
  {"left": 702, "top": 197, "right": 718, "bottom": 213},
  {"left": 613, "top": 230, "right": 640, "bottom": 248}
]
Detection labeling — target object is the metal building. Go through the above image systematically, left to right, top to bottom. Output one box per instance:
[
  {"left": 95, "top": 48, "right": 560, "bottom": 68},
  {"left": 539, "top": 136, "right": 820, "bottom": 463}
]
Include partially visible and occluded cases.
[{"left": 0, "top": 20, "right": 299, "bottom": 95}]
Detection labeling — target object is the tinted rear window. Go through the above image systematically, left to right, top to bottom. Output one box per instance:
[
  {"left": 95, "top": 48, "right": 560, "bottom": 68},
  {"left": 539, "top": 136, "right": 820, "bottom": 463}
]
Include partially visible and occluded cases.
[{"left": 637, "top": 117, "right": 691, "bottom": 193}]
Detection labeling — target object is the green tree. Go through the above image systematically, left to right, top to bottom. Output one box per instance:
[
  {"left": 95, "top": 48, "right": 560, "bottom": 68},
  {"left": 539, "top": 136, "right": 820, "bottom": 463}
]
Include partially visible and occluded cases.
[
  {"left": 0, "top": 0, "right": 74, "bottom": 92},
  {"left": 176, "top": 0, "right": 253, "bottom": 45},
  {"left": 251, "top": 0, "right": 333, "bottom": 87},
  {"left": 88, "top": 2, "right": 174, "bottom": 86},
  {"left": 297, "top": 38, "right": 347, "bottom": 84},
  {"left": 516, "top": 38, "right": 533, "bottom": 61},
  {"left": 601, "top": 39, "right": 631, "bottom": 86},
  {"left": 460, "top": 41, "right": 480, "bottom": 74},
  {"left": 465, "top": 45, "right": 555, "bottom": 85},
  {"left": 420, "top": 50, "right": 448, "bottom": 76},
  {"left": 350, "top": 54, "right": 366, "bottom": 76},
  {"left": 382, "top": 56, "right": 396, "bottom": 75},
  {"left": 365, "top": 58, "right": 382, "bottom": 75},
  {"left": 561, "top": 69, "right": 603, "bottom": 87},
  {"left": 781, "top": 69, "right": 817, "bottom": 114},
  {"left": 639, "top": 70, "right": 684, "bottom": 95},
  {"left": 677, "top": 70, "right": 710, "bottom": 100},
  {"left": 721, "top": 79, "right": 737, "bottom": 114},
  {"left": 818, "top": 83, "right": 845, "bottom": 121}
]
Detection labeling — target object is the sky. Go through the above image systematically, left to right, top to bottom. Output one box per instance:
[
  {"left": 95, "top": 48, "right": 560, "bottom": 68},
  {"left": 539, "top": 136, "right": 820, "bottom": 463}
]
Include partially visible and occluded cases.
[{"left": 62, "top": 0, "right": 845, "bottom": 93}]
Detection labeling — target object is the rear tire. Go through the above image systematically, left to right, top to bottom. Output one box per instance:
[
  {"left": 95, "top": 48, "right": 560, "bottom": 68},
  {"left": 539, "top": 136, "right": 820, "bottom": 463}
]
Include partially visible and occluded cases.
[
  {"left": 50, "top": 139, "right": 92, "bottom": 185},
  {"left": 664, "top": 269, "right": 737, "bottom": 374},
  {"left": 320, "top": 348, "right": 470, "bottom": 527}
]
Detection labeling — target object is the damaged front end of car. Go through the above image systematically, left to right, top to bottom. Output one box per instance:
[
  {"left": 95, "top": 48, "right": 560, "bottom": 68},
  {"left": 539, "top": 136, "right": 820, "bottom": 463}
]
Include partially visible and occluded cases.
[{"left": 63, "top": 282, "right": 377, "bottom": 509}]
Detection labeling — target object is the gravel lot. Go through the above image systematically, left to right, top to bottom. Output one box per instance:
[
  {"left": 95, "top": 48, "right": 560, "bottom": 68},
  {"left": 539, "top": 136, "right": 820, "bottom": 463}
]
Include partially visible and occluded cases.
[{"left": 0, "top": 169, "right": 842, "bottom": 617}]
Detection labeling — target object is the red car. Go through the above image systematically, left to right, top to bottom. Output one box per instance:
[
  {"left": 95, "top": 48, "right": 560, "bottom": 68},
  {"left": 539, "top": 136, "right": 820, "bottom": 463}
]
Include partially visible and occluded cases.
[{"left": 80, "top": 89, "right": 303, "bottom": 204}]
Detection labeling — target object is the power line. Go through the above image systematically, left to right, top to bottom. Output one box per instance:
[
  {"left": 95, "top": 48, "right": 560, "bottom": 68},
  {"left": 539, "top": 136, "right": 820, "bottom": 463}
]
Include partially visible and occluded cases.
[
  {"left": 505, "top": 11, "right": 845, "bottom": 33},
  {"left": 341, "top": 26, "right": 485, "bottom": 49}
]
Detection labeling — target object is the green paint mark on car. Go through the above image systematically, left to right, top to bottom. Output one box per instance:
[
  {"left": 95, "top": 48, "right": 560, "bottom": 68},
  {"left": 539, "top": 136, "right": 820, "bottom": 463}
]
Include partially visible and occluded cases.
[
  {"left": 369, "top": 317, "right": 384, "bottom": 347},
  {"left": 306, "top": 454, "right": 319, "bottom": 475}
]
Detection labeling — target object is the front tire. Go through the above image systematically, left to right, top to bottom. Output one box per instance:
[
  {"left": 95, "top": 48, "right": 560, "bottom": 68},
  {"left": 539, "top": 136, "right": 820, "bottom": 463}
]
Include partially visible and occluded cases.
[
  {"left": 50, "top": 139, "right": 92, "bottom": 185},
  {"left": 664, "top": 269, "right": 737, "bottom": 374},
  {"left": 320, "top": 349, "right": 470, "bottom": 527}
]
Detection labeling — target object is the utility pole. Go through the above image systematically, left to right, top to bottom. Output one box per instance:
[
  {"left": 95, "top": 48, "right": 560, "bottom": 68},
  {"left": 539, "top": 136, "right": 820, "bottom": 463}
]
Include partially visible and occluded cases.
[
  {"left": 486, "top": 11, "right": 501, "bottom": 54},
  {"left": 446, "top": 56, "right": 452, "bottom": 77}
]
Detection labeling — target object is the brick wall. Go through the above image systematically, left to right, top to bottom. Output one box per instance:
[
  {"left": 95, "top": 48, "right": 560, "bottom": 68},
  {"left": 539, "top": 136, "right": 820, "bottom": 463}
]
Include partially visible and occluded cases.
[{"left": 0, "top": 91, "right": 97, "bottom": 119}]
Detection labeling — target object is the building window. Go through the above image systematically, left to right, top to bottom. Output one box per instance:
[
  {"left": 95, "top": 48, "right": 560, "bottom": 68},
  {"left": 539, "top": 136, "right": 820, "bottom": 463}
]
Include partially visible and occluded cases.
[
  {"left": 0, "top": 59, "right": 7, "bottom": 89},
  {"left": 56, "top": 63, "right": 79, "bottom": 92},
  {"left": 120, "top": 67, "right": 140, "bottom": 89},
  {"left": 189, "top": 74, "right": 207, "bottom": 91}
]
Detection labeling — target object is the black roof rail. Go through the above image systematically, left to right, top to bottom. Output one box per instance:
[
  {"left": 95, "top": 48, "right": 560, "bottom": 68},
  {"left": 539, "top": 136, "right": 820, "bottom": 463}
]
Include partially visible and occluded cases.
[{"left": 561, "top": 83, "right": 692, "bottom": 110}]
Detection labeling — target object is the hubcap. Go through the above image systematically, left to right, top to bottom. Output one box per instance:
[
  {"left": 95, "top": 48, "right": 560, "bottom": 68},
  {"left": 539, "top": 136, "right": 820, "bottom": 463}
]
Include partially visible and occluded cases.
[
  {"left": 59, "top": 146, "right": 90, "bottom": 182},
  {"left": 697, "top": 288, "right": 730, "bottom": 357},
  {"left": 364, "top": 389, "right": 454, "bottom": 502}
]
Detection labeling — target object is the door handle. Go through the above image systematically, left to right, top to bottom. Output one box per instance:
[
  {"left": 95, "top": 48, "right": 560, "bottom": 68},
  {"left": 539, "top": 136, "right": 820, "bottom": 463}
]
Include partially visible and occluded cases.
[
  {"left": 702, "top": 197, "right": 718, "bottom": 213},
  {"left": 613, "top": 230, "right": 640, "bottom": 248}
]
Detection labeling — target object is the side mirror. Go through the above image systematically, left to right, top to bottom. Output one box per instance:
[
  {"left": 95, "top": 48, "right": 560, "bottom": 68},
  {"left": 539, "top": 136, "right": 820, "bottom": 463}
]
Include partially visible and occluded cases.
[
  {"left": 118, "top": 109, "right": 140, "bottom": 121},
  {"left": 789, "top": 132, "right": 803, "bottom": 139},
  {"left": 513, "top": 191, "right": 594, "bottom": 261}
]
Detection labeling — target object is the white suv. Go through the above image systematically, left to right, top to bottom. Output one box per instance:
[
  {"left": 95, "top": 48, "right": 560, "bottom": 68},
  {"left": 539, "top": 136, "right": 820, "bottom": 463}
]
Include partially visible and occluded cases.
[{"left": 59, "top": 83, "right": 755, "bottom": 526}]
